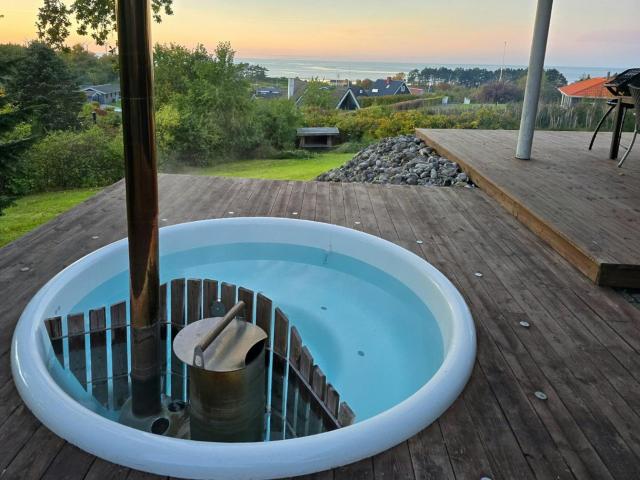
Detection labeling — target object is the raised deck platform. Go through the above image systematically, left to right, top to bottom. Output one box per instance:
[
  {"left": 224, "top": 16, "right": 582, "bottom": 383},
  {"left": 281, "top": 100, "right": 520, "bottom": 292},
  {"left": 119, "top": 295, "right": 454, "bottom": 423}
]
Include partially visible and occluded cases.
[
  {"left": 416, "top": 129, "right": 640, "bottom": 288},
  {"left": 2, "top": 175, "right": 640, "bottom": 479}
]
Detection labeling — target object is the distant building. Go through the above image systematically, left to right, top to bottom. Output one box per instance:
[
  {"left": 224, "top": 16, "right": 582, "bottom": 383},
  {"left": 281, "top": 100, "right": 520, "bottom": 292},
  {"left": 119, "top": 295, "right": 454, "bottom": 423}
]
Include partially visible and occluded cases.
[
  {"left": 290, "top": 77, "right": 411, "bottom": 110},
  {"left": 558, "top": 77, "right": 614, "bottom": 107},
  {"left": 366, "top": 78, "right": 410, "bottom": 97},
  {"left": 81, "top": 84, "right": 121, "bottom": 105},
  {"left": 255, "top": 86, "right": 282, "bottom": 98},
  {"left": 296, "top": 127, "right": 340, "bottom": 149}
]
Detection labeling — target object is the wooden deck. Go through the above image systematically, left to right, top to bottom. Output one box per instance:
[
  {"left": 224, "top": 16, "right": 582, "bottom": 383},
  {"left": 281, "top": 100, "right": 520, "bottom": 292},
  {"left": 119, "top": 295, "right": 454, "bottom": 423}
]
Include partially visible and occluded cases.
[
  {"left": 416, "top": 129, "right": 640, "bottom": 288},
  {"left": 2, "top": 175, "right": 640, "bottom": 479}
]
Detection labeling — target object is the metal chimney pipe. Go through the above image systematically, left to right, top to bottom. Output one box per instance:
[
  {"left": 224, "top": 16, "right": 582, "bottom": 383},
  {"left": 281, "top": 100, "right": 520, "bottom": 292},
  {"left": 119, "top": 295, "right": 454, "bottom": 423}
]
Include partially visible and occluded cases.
[{"left": 116, "top": 0, "right": 162, "bottom": 416}]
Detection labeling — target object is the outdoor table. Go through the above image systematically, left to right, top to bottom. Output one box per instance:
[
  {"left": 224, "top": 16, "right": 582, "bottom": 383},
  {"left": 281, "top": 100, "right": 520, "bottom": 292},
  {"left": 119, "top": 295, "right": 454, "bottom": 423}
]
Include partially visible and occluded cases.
[{"left": 609, "top": 95, "right": 635, "bottom": 160}]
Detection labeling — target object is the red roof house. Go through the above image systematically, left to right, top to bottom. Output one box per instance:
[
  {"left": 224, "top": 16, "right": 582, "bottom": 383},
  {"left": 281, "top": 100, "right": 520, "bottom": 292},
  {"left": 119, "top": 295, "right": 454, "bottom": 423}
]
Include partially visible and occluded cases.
[{"left": 558, "top": 77, "right": 614, "bottom": 107}]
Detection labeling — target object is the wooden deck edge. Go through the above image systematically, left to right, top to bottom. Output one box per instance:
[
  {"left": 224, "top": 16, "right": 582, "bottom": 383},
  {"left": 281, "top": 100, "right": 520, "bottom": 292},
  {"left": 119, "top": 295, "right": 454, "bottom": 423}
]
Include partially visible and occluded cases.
[
  {"left": 416, "top": 129, "right": 605, "bottom": 286},
  {"left": 598, "top": 263, "right": 640, "bottom": 288}
]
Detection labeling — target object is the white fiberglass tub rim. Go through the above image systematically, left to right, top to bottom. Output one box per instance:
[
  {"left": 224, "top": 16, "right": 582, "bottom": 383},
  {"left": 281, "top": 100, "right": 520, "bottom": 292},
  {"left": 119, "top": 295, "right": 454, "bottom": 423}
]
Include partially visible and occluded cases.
[{"left": 11, "top": 217, "right": 476, "bottom": 480}]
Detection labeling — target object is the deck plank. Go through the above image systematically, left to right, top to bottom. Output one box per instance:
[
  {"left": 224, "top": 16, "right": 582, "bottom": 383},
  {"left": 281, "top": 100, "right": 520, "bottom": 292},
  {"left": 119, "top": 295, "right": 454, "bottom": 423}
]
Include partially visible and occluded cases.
[
  {"left": 416, "top": 129, "right": 640, "bottom": 287},
  {"left": 1, "top": 174, "right": 639, "bottom": 479}
]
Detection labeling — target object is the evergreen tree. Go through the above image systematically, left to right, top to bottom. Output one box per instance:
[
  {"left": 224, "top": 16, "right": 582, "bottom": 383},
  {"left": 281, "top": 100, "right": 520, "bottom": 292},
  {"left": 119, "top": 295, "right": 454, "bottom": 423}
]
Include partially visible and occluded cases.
[
  {"left": 9, "top": 42, "right": 84, "bottom": 132},
  {"left": 0, "top": 97, "right": 32, "bottom": 215}
]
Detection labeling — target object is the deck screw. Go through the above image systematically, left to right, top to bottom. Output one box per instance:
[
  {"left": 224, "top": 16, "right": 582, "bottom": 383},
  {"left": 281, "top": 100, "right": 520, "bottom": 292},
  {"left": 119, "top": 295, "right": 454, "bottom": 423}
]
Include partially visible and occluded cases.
[
  {"left": 228, "top": 211, "right": 234, "bottom": 215},
  {"left": 292, "top": 212, "right": 299, "bottom": 216},
  {"left": 161, "top": 218, "right": 168, "bottom": 222},
  {"left": 354, "top": 221, "right": 361, "bottom": 225},
  {"left": 91, "top": 235, "right": 99, "bottom": 239},
  {"left": 416, "top": 240, "right": 424, "bottom": 244},
  {"left": 19, "top": 266, "right": 30, "bottom": 272},
  {"left": 474, "top": 272, "right": 483, "bottom": 277},
  {"left": 519, "top": 320, "right": 531, "bottom": 328},
  {"left": 534, "top": 391, "right": 548, "bottom": 401}
]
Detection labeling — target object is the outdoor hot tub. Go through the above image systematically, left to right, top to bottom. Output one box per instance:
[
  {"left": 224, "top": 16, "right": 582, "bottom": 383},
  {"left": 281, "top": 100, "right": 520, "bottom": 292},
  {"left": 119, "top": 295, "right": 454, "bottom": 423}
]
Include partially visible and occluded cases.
[{"left": 11, "top": 217, "right": 476, "bottom": 479}]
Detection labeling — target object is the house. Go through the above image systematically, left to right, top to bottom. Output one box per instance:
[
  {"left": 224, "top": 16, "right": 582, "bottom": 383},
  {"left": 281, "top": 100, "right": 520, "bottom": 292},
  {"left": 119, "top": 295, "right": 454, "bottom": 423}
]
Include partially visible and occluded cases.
[
  {"left": 289, "top": 77, "right": 411, "bottom": 111},
  {"left": 558, "top": 77, "right": 615, "bottom": 107},
  {"left": 367, "top": 78, "right": 411, "bottom": 97},
  {"left": 81, "top": 84, "right": 121, "bottom": 105},
  {"left": 255, "top": 86, "right": 282, "bottom": 98},
  {"left": 296, "top": 127, "right": 340, "bottom": 149}
]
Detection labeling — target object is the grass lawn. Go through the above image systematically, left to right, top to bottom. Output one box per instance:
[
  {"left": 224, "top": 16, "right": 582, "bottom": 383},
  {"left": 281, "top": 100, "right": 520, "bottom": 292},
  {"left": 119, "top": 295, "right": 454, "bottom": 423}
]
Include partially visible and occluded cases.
[
  {"left": 189, "top": 152, "right": 352, "bottom": 181},
  {"left": 0, "top": 188, "right": 100, "bottom": 248}
]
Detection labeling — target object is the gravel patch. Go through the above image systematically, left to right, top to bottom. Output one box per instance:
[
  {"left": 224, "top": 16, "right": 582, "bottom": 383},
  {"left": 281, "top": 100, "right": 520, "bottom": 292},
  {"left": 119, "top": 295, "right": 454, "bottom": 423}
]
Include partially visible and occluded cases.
[{"left": 316, "top": 135, "right": 472, "bottom": 187}]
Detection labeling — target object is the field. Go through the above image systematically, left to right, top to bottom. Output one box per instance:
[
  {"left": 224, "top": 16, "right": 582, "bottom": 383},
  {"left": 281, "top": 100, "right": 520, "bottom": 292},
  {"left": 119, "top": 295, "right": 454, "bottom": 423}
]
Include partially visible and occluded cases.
[
  {"left": 0, "top": 153, "right": 352, "bottom": 247},
  {"left": 189, "top": 153, "right": 352, "bottom": 181},
  {"left": 0, "top": 189, "right": 100, "bottom": 247}
]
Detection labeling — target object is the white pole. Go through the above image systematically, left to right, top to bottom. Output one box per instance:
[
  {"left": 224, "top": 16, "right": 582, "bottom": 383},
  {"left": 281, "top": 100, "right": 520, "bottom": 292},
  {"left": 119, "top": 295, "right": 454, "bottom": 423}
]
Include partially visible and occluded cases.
[
  {"left": 516, "top": 0, "right": 553, "bottom": 160},
  {"left": 499, "top": 41, "right": 507, "bottom": 82}
]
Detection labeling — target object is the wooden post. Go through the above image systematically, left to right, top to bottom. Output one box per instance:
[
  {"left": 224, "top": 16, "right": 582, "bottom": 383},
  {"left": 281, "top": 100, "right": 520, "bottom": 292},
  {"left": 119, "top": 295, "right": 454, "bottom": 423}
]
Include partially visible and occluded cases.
[{"left": 116, "top": 0, "right": 162, "bottom": 416}]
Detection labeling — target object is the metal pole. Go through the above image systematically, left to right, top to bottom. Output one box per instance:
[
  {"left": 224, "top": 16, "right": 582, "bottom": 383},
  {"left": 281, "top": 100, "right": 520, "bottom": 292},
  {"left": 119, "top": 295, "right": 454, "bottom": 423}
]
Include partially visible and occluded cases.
[
  {"left": 116, "top": 0, "right": 162, "bottom": 416},
  {"left": 516, "top": 0, "right": 553, "bottom": 160}
]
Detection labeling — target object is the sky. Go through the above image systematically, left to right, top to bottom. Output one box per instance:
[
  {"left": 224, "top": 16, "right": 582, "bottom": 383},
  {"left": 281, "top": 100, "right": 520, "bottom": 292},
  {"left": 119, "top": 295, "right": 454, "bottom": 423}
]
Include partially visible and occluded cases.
[{"left": 0, "top": 0, "right": 638, "bottom": 68}]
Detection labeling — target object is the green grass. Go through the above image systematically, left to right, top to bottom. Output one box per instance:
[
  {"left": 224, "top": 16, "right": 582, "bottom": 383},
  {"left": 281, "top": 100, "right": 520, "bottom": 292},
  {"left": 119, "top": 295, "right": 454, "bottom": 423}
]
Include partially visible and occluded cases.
[
  {"left": 188, "top": 152, "right": 353, "bottom": 181},
  {"left": 0, "top": 188, "right": 100, "bottom": 247}
]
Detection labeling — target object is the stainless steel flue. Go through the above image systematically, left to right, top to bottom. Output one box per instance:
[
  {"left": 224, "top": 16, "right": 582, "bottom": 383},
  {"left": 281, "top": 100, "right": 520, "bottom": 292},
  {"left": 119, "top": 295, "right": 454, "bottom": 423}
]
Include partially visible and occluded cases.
[{"left": 116, "top": 0, "right": 161, "bottom": 416}]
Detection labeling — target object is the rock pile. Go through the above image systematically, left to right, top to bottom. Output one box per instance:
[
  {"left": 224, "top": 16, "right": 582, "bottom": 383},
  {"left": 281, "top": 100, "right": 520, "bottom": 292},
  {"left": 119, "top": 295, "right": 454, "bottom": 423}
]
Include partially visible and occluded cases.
[{"left": 316, "top": 135, "right": 471, "bottom": 187}]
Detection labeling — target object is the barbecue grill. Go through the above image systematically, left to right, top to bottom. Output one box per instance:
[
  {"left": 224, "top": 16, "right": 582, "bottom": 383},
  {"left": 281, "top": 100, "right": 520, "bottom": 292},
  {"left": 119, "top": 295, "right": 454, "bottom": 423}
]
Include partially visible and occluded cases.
[
  {"left": 589, "top": 68, "right": 640, "bottom": 157},
  {"left": 605, "top": 68, "right": 640, "bottom": 97}
]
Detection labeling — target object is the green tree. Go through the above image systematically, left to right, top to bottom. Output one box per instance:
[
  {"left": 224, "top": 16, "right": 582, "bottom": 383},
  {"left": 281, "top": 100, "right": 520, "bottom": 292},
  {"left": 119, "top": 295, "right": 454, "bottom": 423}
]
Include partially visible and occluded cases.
[
  {"left": 36, "top": 0, "right": 174, "bottom": 49},
  {"left": 9, "top": 42, "right": 84, "bottom": 132},
  {"left": 154, "top": 42, "right": 256, "bottom": 165},
  {"left": 61, "top": 43, "right": 118, "bottom": 85},
  {"left": 154, "top": 43, "right": 211, "bottom": 106},
  {"left": 0, "top": 44, "right": 32, "bottom": 214},
  {"left": 0, "top": 44, "right": 27, "bottom": 81},
  {"left": 241, "top": 64, "right": 268, "bottom": 81},
  {"left": 301, "top": 80, "right": 334, "bottom": 110},
  {"left": 476, "top": 81, "right": 524, "bottom": 104},
  {"left": 254, "top": 99, "right": 301, "bottom": 151},
  {"left": 0, "top": 102, "right": 33, "bottom": 215}
]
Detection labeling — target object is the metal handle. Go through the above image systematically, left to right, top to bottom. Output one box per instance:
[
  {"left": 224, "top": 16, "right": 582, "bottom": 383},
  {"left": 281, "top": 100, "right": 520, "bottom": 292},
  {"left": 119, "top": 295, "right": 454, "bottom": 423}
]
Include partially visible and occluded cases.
[{"left": 193, "top": 301, "right": 246, "bottom": 368}]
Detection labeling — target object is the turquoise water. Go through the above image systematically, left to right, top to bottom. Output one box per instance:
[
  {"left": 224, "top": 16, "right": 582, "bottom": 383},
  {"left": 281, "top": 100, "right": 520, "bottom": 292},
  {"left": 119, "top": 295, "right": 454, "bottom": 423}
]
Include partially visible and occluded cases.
[{"left": 72, "top": 243, "right": 444, "bottom": 421}]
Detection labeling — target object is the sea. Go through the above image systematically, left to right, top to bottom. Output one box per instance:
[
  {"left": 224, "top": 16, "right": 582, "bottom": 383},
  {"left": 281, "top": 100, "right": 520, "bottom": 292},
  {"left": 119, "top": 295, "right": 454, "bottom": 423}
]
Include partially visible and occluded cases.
[{"left": 237, "top": 58, "right": 628, "bottom": 84}]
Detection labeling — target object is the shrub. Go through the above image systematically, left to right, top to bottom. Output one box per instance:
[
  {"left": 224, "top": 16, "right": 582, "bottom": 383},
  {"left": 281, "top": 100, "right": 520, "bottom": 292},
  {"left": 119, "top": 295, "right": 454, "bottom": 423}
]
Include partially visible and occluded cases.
[
  {"left": 253, "top": 99, "right": 302, "bottom": 151},
  {"left": 21, "top": 127, "right": 123, "bottom": 191}
]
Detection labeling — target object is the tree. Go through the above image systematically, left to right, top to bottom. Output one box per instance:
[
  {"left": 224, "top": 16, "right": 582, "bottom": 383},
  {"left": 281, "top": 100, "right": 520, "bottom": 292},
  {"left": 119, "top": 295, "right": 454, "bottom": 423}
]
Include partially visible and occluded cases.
[
  {"left": 37, "top": 0, "right": 174, "bottom": 49},
  {"left": 9, "top": 42, "right": 84, "bottom": 132},
  {"left": 154, "top": 42, "right": 257, "bottom": 165},
  {"left": 61, "top": 43, "right": 118, "bottom": 85},
  {"left": 154, "top": 43, "right": 211, "bottom": 106},
  {"left": 0, "top": 44, "right": 32, "bottom": 214},
  {"left": 0, "top": 44, "right": 27, "bottom": 81},
  {"left": 241, "top": 64, "right": 268, "bottom": 81},
  {"left": 407, "top": 69, "right": 419, "bottom": 84},
  {"left": 392, "top": 72, "right": 405, "bottom": 81},
  {"left": 357, "top": 78, "right": 373, "bottom": 89},
  {"left": 301, "top": 80, "right": 334, "bottom": 110},
  {"left": 476, "top": 81, "right": 524, "bottom": 104},
  {"left": 254, "top": 99, "right": 301, "bottom": 151},
  {"left": 0, "top": 102, "right": 32, "bottom": 215}
]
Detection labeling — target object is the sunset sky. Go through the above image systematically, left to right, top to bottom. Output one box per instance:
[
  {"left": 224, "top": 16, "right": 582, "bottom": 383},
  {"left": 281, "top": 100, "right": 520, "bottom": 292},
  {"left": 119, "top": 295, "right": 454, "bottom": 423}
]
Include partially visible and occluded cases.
[{"left": 0, "top": 0, "right": 638, "bottom": 67}]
